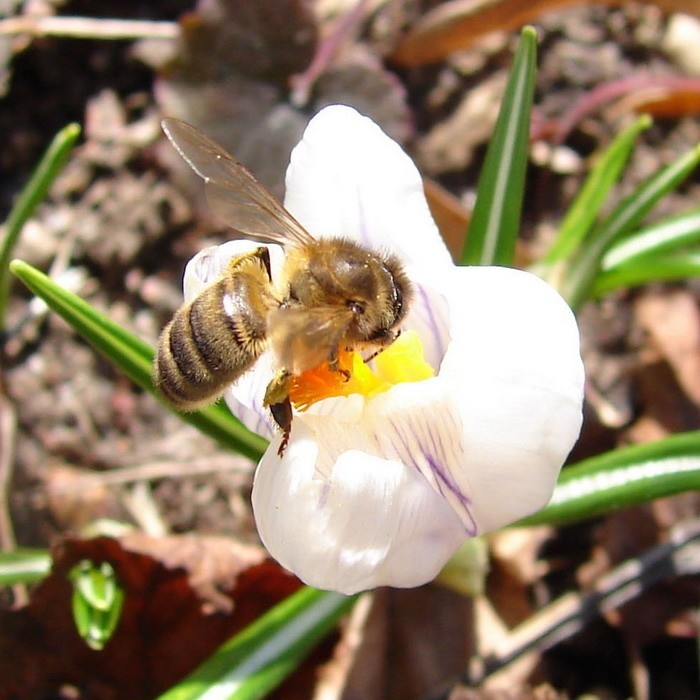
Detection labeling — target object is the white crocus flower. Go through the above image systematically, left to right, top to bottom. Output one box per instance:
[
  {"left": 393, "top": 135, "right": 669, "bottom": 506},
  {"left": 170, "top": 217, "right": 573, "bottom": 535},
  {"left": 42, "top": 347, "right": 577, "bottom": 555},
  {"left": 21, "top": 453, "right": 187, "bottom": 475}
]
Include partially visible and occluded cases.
[{"left": 183, "top": 105, "right": 585, "bottom": 595}]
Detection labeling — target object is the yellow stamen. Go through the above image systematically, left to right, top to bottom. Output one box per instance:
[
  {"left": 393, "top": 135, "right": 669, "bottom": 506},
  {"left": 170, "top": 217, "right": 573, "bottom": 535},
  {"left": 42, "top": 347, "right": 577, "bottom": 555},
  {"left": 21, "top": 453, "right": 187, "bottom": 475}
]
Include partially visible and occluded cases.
[{"left": 289, "top": 330, "right": 435, "bottom": 412}]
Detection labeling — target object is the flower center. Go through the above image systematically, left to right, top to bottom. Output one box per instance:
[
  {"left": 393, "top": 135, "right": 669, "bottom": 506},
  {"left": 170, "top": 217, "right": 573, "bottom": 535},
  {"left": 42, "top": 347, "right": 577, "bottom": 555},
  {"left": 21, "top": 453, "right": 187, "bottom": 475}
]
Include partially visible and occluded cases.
[{"left": 289, "top": 330, "right": 435, "bottom": 411}]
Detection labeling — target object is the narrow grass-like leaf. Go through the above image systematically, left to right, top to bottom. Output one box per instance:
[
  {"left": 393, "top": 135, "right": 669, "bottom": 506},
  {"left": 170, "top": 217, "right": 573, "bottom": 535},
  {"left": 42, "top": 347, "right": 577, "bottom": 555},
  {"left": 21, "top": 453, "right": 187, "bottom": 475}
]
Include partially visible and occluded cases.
[
  {"left": 460, "top": 26, "right": 536, "bottom": 267},
  {"left": 540, "top": 115, "right": 651, "bottom": 267},
  {"left": 0, "top": 123, "right": 81, "bottom": 329},
  {"left": 562, "top": 144, "right": 700, "bottom": 310},
  {"left": 601, "top": 207, "right": 700, "bottom": 270},
  {"left": 592, "top": 251, "right": 700, "bottom": 297},
  {"left": 10, "top": 260, "right": 267, "bottom": 461},
  {"left": 520, "top": 431, "right": 700, "bottom": 527},
  {"left": 0, "top": 548, "right": 51, "bottom": 585},
  {"left": 156, "top": 587, "right": 356, "bottom": 700}
]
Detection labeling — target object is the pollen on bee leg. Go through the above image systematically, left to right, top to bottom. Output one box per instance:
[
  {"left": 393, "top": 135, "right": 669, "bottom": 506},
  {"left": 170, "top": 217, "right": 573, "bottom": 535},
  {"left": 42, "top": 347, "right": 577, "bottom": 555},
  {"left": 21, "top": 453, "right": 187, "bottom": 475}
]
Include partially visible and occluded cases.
[{"left": 288, "top": 330, "right": 435, "bottom": 411}]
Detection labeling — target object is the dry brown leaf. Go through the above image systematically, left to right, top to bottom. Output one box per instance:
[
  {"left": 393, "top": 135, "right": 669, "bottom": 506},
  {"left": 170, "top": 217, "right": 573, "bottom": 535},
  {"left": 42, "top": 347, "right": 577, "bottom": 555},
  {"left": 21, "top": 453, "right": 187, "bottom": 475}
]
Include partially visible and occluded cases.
[
  {"left": 390, "top": 0, "right": 700, "bottom": 67},
  {"left": 627, "top": 88, "right": 700, "bottom": 119},
  {"left": 423, "top": 177, "right": 471, "bottom": 260},
  {"left": 634, "top": 290, "right": 700, "bottom": 404},
  {"left": 634, "top": 361, "right": 699, "bottom": 435},
  {"left": 623, "top": 414, "right": 671, "bottom": 444},
  {"left": 44, "top": 463, "right": 117, "bottom": 529},
  {"left": 583, "top": 504, "right": 700, "bottom": 650},
  {"left": 489, "top": 528, "right": 553, "bottom": 590},
  {"left": 119, "top": 530, "right": 266, "bottom": 612},
  {"left": 0, "top": 535, "right": 315, "bottom": 699},
  {"left": 342, "top": 586, "right": 473, "bottom": 700},
  {"left": 312, "top": 593, "right": 374, "bottom": 699},
  {"left": 474, "top": 596, "right": 544, "bottom": 693},
  {"left": 448, "top": 683, "right": 567, "bottom": 699}
]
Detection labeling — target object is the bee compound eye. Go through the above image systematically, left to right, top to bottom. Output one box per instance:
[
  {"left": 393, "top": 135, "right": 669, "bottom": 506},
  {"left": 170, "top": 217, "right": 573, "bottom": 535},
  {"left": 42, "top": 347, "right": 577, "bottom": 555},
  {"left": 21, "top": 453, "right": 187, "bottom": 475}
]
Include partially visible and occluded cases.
[{"left": 368, "top": 327, "right": 394, "bottom": 343}]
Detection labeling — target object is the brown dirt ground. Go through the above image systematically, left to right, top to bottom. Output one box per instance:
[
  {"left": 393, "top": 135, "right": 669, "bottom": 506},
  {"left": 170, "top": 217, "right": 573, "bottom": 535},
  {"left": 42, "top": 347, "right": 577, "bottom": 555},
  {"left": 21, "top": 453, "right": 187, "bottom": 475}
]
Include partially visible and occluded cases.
[{"left": 0, "top": 1, "right": 698, "bottom": 699}]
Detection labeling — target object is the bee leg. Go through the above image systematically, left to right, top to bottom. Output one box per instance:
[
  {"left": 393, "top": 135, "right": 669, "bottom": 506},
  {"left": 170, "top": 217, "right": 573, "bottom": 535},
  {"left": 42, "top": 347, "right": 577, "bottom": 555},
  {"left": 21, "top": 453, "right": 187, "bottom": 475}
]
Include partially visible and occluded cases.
[
  {"left": 255, "top": 246, "right": 272, "bottom": 281},
  {"left": 363, "top": 329, "right": 401, "bottom": 363},
  {"left": 327, "top": 350, "right": 351, "bottom": 382},
  {"left": 264, "top": 370, "right": 293, "bottom": 455},
  {"left": 270, "top": 399, "right": 292, "bottom": 456}
]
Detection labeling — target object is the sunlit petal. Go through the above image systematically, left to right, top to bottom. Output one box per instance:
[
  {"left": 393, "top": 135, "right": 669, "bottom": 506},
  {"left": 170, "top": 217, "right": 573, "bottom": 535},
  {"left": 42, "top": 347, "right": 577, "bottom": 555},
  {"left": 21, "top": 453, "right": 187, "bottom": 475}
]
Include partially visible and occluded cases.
[
  {"left": 173, "top": 105, "right": 585, "bottom": 594},
  {"left": 284, "top": 105, "right": 453, "bottom": 275},
  {"left": 183, "top": 240, "right": 284, "bottom": 302},
  {"left": 439, "top": 266, "right": 584, "bottom": 532},
  {"left": 252, "top": 420, "right": 466, "bottom": 594}
]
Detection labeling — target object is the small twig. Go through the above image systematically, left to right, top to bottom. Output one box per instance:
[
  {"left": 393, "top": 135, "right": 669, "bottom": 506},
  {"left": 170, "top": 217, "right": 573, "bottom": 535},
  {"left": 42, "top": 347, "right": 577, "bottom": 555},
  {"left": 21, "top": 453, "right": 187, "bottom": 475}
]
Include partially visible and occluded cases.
[
  {"left": 290, "top": 0, "right": 375, "bottom": 107},
  {"left": 0, "top": 15, "right": 180, "bottom": 41},
  {"left": 531, "top": 74, "right": 700, "bottom": 146},
  {"left": 0, "top": 392, "right": 28, "bottom": 605},
  {"left": 0, "top": 394, "right": 17, "bottom": 552},
  {"left": 46, "top": 456, "right": 251, "bottom": 493},
  {"left": 121, "top": 481, "right": 169, "bottom": 537},
  {"left": 463, "top": 519, "right": 700, "bottom": 687},
  {"left": 312, "top": 593, "right": 374, "bottom": 700}
]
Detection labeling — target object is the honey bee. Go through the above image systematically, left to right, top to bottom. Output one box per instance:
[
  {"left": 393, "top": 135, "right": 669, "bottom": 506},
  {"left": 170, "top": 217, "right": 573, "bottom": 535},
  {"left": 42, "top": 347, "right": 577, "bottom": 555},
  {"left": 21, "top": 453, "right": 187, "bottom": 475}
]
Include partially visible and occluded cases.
[{"left": 154, "top": 118, "right": 412, "bottom": 451}]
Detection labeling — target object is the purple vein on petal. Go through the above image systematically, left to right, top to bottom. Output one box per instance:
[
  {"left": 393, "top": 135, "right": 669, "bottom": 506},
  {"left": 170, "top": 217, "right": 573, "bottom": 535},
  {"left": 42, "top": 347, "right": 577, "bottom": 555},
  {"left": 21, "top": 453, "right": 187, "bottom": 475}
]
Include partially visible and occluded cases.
[
  {"left": 413, "top": 284, "right": 450, "bottom": 369},
  {"left": 386, "top": 413, "right": 476, "bottom": 536},
  {"left": 383, "top": 417, "right": 414, "bottom": 473},
  {"left": 423, "top": 452, "right": 477, "bottom": 536},
  {"left": 318, "top": 480, "right": 331, "bottom": 509}
]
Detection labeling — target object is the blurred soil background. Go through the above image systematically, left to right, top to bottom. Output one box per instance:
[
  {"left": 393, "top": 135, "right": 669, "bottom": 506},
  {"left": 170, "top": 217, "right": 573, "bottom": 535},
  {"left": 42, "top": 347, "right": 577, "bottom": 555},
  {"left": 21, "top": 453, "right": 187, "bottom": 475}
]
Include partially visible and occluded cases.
[{"left": 0, "top": 1, "right": 698, "bottom": 698}]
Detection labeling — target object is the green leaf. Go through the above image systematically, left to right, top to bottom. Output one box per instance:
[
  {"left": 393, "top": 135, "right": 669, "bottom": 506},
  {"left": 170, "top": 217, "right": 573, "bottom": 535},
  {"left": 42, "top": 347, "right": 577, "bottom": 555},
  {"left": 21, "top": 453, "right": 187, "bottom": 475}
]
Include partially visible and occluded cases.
[
  {"left": 460, "top": 26, "right": 537, "bottom": 267},
  {"left": 540, "top": 115, "right": 651, "bottom": 268},
  {"left": 0, "top": 123, "right": 81, "bottom": 329},
  {"left": 561, "top": 144, "right": 700, "bottom": 310},
  {"left": 601, "top": 207, "right": 700, "bottom": 270},
  {"left": 592, "top": 251, "right": 700, "bottom": 297},
  {"left": 10, "top": 260, "right": 267, "bottom": 461},
  {"left": 519, "top": 431, "right": 700, "bottom": 527},
  {"left": 437, "top": 537, "right": 489, "bottom": 597},
  {"left": 0, "top": 548, "right": 51, "bottom": 585},
  {"left": 69, "top": 560, "right": 125, "bottom": 650},
  {"left": 156, "top": 587, "right": 356, "bottom": 700}
]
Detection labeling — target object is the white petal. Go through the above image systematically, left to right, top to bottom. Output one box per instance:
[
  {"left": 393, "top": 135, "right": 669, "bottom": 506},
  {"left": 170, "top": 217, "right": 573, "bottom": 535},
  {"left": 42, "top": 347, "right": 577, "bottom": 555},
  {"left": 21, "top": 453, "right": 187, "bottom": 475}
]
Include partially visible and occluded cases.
[
  {"left": 284, "top": 105, "right": 453, "bottom": 274},
  {"left": 182, "top": 240, "right": 284, "bottom": 302},
  {"left": 263, "top": 266, "right": 583, "bottom": 540},
  {"left": 439, "top": 266, "right": 584, "bottom": 532},
  {"left": 404, "top": 280, "right": 452, "bottom": 373},
  {"left": 224, "top": 352, "right": 277, "bottom": 439},
  {"left": 267, "top": 381, "right": 481, "bottom": 536},
  {"left": 252, "top": 420, "right": 465, "bottom": 594}
]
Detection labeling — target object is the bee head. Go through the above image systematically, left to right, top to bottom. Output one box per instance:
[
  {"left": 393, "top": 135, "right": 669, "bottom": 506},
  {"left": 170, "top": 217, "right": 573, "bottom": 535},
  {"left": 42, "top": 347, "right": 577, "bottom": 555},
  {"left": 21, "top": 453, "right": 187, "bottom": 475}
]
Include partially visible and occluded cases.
[
  {"left": 285, "top": 238, "right": 413, "bottom": 349},
  {"left": 340, "top": 246, "right": 413, "bottom": 347}
]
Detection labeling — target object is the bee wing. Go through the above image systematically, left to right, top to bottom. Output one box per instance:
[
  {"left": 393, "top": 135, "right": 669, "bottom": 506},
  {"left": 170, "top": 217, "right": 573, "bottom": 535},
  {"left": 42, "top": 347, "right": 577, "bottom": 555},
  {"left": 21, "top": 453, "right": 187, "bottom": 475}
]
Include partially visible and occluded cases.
[
  {"left": 162, "top": 119, "right": 315, "bottom": 248},
  {"left": 268, "top": 305, "right": 355, "bottom": 374}
]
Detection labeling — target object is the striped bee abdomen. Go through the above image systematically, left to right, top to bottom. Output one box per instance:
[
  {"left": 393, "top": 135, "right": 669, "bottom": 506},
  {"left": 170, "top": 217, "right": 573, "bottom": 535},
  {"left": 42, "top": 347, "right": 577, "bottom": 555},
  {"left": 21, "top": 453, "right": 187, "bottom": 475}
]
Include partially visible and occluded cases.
[{"left": 153, "top": 247, "right": 274, "bottom": 411}]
